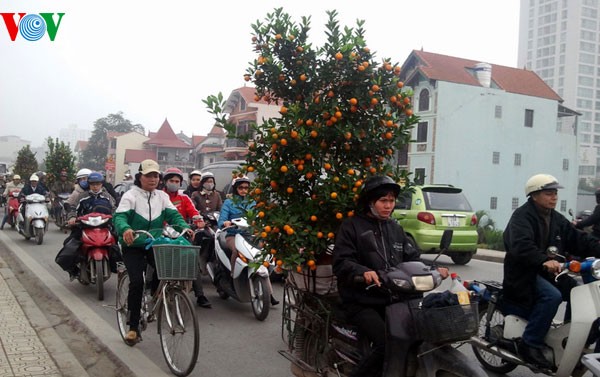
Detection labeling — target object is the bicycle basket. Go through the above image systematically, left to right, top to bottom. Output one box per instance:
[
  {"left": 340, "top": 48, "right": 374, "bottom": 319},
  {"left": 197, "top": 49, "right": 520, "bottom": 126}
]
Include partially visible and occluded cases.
[
  {"left": 152, "top": 244, "right": 200, "bottom": 280},
  {"left": 410, "top": 301, "right": 479, "bottom": 344}
]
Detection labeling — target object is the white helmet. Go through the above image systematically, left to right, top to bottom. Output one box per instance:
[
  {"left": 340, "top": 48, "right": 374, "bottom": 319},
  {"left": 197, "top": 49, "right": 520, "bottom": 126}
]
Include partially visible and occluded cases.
[
  {"left": 76, "top": 168, "right": 92, "bottom": 180},
  {"left": 29, "top": 174, "right": 39, "bottom": 182},
  {"left": 525, "top": 174, "right": 564, "bottom": 196}
]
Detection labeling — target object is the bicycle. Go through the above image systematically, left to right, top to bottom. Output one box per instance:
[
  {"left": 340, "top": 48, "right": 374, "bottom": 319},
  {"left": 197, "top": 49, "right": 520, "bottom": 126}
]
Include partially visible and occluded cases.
[{"left": 115, "top": 228, "right": 200, "bottom": 377}]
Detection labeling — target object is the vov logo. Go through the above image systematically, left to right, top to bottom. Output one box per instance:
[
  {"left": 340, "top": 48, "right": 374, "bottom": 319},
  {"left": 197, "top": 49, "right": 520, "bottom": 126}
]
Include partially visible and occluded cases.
[{"left": 1, "top": 13, "right": 65, "bottom": 41}]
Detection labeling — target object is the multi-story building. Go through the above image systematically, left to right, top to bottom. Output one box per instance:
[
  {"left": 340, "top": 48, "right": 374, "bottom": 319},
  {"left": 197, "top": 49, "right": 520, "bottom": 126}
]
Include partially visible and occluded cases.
[
  {"left": 518, "top": 0, "right": 599, "bottom": 183},
  {"left": 400, "top": 50, "right": 579, "bottom": 229},
  {"left": 58, "top": 125, "right": 92, "bottom": 152},
  {"left": 0, "top": 135, "right": 29, "bottom": 164}
]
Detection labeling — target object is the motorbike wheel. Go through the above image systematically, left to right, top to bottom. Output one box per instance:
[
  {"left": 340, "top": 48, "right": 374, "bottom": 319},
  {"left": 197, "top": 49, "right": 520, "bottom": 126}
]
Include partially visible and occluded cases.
[
  {"left": 35, "top": 228, "right": 43, "bottom": 244},
  {"left": 95, "top": 259, "right": 104, "bottom": 301},
  {"left": 250, "top": 276, "right": 270, "bottom": 321},
  {"left": 471, "top": 307, "right": 518, "bottom": 374}
]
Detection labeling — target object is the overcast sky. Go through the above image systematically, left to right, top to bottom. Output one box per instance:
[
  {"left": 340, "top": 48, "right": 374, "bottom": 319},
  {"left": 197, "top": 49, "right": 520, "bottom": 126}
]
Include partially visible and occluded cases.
[{"left": 0, "top": 0, "right": 520, "bottom": 147}]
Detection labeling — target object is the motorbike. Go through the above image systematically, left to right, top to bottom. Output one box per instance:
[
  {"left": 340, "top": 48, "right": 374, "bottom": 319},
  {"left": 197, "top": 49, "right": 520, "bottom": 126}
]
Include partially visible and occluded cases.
[
  {"left": 5, "top": 189, "right": 21, "bottom": 229},
  {"left": 54, "top": 192, "right": 71, "bottom": 232},
  {"left": 17, "top": 193, "right": 49, "bottom": 245},
  {"left": 71, "top": 212, "right": 117, "bottom": 301},
  {"left": 206, "top": 217, "right": 274, "bottom": 321},
  {"left": 280, "top": 229, "right": 488, "bottom": 377},
  {"left": 468, "top": 253, "right": 600, "bottom": 376}
]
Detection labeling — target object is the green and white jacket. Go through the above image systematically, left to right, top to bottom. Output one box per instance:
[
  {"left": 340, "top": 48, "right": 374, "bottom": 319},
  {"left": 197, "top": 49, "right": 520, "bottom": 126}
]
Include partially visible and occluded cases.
[{"left": 113, "top": 185, "right": 189, "bottom": 248}]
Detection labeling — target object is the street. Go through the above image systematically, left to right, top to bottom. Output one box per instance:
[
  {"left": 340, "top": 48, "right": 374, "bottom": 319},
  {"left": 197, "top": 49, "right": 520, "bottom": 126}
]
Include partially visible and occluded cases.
[{"left": 0, "top": 223, "right": 584, "bottom": 377}]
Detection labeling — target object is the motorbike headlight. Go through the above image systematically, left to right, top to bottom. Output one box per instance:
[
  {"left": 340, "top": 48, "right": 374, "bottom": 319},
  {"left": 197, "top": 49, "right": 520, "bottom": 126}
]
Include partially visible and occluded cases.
[
  {"left": 591, "top": 259, "right": 600, "bottom": 280},
  {"left": 411, "top": 275, "right": 435, "bottom": 291}
]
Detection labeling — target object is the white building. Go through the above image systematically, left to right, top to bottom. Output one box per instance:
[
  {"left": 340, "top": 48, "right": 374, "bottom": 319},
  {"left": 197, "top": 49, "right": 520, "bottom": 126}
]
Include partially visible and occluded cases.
[
  {"left": 518, "top": 0, "right": 599, "bottom": 183},
  {"left": 400, "top": 50, "right": 579, "bottom": 229},
  {"left": 59, "top": 125, "right": 92, "bottom": 152},
  {"left": 0, "top": 135, "right": 30, "bottom": 164}
]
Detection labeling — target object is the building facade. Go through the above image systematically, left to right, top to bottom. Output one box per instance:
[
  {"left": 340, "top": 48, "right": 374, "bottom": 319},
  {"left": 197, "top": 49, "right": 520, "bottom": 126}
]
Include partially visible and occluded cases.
[
  {"left": 518, "top": 0, "right": 599, "bottom": 183},
  {"left": 400, "top": 50, "right": 578, "bottom": 229}
]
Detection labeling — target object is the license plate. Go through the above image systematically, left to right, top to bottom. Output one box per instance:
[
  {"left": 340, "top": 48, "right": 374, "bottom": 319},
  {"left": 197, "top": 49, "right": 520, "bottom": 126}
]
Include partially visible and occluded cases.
[{"left": 447, "top": 217, "right": 459, "bottom": 227}]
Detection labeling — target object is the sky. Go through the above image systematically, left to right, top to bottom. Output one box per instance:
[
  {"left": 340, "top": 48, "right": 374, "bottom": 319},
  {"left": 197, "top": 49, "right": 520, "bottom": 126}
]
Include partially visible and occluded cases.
[{"left": 0, "top": 0, "right": 521, "bottom": 147}]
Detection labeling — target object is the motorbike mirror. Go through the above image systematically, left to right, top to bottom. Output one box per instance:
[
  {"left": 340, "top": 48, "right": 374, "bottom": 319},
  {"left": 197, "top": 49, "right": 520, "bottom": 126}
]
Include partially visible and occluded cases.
[
  {"left": 568, "top": 209, "right": 574, "bottom": 217},
  {"left": 478, "top": 214, "right": 490, "bottom": 228},
  {"left": 431, "top": 229, "right": 453, "bottom": 265},
  {"left": 546, "top": 246, "right": 566, "bottom": 261}
]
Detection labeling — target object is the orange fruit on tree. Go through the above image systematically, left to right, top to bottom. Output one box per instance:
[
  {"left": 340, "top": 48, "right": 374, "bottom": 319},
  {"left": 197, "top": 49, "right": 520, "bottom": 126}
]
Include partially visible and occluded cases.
[
  {"left": 275, "top": 33, "right": 282, "bottom": 40},
  {"left": 335, "top": 52, "right": 343, "bottom": 60},
  {"left": 357, "top": 65, "right": 365, "bottom": 72},
  {"left": 244, "top": 74, "right": 251, "bottom": 82},
  {"left": 300, "top": 74, "right": 307, "bottom": 81},
  {"left": 397, "top": 81, "right": 404, "bottom": 88},
  {"left": 371, "top": 84, "right": 380, "bottom": 92},
  {"left": 327, "top": 90, "right": 335, "bottom": 98},
  {"left": 349, "top": 98, "right": 358, "bottom": 106},
  {"left": 371, "top": 98, "right": 378, "bottom": 105},
  {"left": 280, "top": 106, "right": 288, "bottom": 114},
  {"left": 405, "top": 109, "right": 413, "bottom": 116},
  {"left": 335, "top": 111, "right": 342, "bottom": 118},
  {"left": 305, "top": 119, "right": 313, "bottom": 127},
  {"left": 290, "top": 130, "right": 298, "bottom": 139},
  {"left": 310, "top": 130, "right": 318, "bottom": 138},
  {"left": 385, "top": 132, "right": 393, "bottom": 139},
  {"left": 280, "top": 138, "right": 288, "bottom": 146},
  {"left": 305, "top": 153, "right": 313, "bottom": 160},
  {"left": 324, "top": 163, "right": 332, "bottom": 170},
  {"left": 280, "top": 165, "right": 288, "bottom": 173},
  {"left": 247, "top": 166, "right": 255, "bottom": 172},
  {"left": 347, "top": 168, "right": 355, "bottom": 175},
  {"left": 305, "top": 172, "right": 314, "bottom": 179},
  {"left": 270, "top": 180, "right": 278, "bottom": 189},
  {"left": 286, "top": 187, "right": 294, "bottom": 194},
  {"left": 330, "top": 192, "right": 338, "bottom": 199},
  {"left": 258, "top": 211, "right": 265, "bottom": 218},
  {"left": 335, "top": 212, "right": 343, "bottom": 220},
  {"left": 310, "top": 215, "right": 318, "bottom": 222},
  {"left": 264, "top": 225, "right": 272, "bottom": 233},
  {"left": 286, "top": 227, "right": 294, "bottom": 235},
  {"left": 260, "top": 231, "right": 268, "bottom": 238},
  {"left": 317, "top": 231, "right": 324, "bottom": 239},
  {"left": 327, "top": 232, "right": 335, "bottom": 239},
  {"left": 270, "top": 248, "right": 277, "bottom": 254},
  {"left": 276, "top": 259, "right": 284, "bottom": 266},
  {"left": 307, "top": 259, "right": 316, "bottom": 267},
  {"left": 262, "top": 261, "right": 270, "bottom": 268},
  {"left": 296, "top": 265, "right": 303, "bottom": 273}
]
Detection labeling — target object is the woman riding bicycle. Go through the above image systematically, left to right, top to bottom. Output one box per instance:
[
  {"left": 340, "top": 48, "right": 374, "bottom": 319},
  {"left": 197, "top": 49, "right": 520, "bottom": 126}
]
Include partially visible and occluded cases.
[{"left": 113, "top": 159, "right": 192, "bottom": 342}]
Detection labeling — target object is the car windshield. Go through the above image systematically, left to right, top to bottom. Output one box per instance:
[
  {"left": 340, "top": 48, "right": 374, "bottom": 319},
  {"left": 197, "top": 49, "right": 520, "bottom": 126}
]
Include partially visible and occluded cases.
[{"left": 422, "top": 189, "right": 473, "bottom": 211}]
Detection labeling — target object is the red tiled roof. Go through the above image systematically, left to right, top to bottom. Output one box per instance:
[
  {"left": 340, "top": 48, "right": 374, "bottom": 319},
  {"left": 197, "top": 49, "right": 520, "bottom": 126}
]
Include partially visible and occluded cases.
[
  {"left": 403, "top": 50, "right": 562, "bottom": 102},
  {"left": 144, "top": 119, "right": 191, "bottom": 148},
  {"left": 207, "top": 125, "right": 225, "bottom": 136},
  {"left": 106, "top": 131, "right": 127, "bottom": 139},
  {"left": 192, "top": 135, "right": 206, "bottom": 147},
  {"left": 75, "top": 140, "right": 88, "bottom": 151},
  {"left": 198, "top": 146, "right": 223, "bottom": 153},
  {"left": 124, "top": 149, "right": 157, "bottom": 163}
]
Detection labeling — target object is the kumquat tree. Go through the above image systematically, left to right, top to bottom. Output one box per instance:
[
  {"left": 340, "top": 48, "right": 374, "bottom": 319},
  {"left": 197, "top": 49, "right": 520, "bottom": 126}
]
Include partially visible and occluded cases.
[{"left": 204, "top": 8, "right": 418, "bottom": 272}]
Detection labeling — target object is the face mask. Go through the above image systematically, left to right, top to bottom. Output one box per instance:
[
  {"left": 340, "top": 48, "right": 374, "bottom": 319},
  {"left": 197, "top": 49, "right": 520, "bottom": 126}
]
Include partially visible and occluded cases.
[
  {"left": 79, "top": 181, "right": 89, "bottom": 190},
  {"left": 166, "top": 182, "right": 180, "bottom": 193},
  {"left": 203, "top": 183, "right": 215, "bottom": 191},
  {"left": 90, "top": 187, "right": 102, "bottom": 195}
]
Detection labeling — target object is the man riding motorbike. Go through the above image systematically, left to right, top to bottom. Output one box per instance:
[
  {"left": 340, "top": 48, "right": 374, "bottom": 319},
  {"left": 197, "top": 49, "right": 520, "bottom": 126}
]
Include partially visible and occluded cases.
[
  {"left": 50, "top": 170, "right": 73, "bottom": 220},
  {"left": 56, "top": 172, "right": 117, "bottom": 280},
  {"left": 503, "top": 173, "right": 600, "bottom": 369},
  {"left": 0, "top": 174, "right": 23, "bottom": 230},
  {"left": 18, "top": 174, "right": 48, "bottom": 224},
  {"left": 332, "top": 175, "right": 449, "bottom": 377}
]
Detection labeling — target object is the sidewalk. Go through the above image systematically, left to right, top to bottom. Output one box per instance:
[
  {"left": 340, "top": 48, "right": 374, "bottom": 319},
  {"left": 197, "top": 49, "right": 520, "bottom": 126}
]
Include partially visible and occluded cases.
[
  {"left": 472, "top": 247, "right": 505, "bottom": 263},
  {"left": 0, "top": 253, "right": 89, "bottom": 377}
]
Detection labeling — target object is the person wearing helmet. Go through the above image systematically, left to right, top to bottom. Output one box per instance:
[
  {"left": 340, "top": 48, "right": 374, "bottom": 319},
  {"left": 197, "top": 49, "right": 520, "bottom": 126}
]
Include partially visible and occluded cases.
[
  {"left": 113, "top": 159, "right": 192, "bottom": 343},
  {"left": 162, "top": 167, "right": 212, "bottom": 308},
  {"left": 66, "top": 168, "right": 92, "bottom": 210},
  {"left": 183, "top": 170, "right": 202, "bottom": 197},
  {"left": 191, "top": 171, "right": 222, "bottom": 218},
  {"left": 56, "top": 172, "right": 118, "bottom": 281},
  {"left": 0, "top": 174, "right": 23, "bottom": 230},
  {"left": 17, "top": 174, "right": 49, "bottom": 226},
  {"left": 503, "top": 174, "right": 600, "bottom": 369},
  {"left": 332, "top": 175, "right": 449, "bottom": 377},
  {"left": 217, "top": 176, "right": 279, "bottom": 305},
  {"left": 573, "top": 188, "right": 600, "bottom": 238}
]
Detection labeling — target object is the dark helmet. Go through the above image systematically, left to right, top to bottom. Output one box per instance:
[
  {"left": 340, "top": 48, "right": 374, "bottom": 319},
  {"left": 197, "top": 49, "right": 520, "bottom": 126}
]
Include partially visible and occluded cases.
[
  {"left": 163, "top": 167, "right": 184, "bottom": 182},
  {"left": 87, "top": 172, "right": 104, "bottom": 183},
  {"left": 358, "top": 176, "right": 401, "bottom": 205}
]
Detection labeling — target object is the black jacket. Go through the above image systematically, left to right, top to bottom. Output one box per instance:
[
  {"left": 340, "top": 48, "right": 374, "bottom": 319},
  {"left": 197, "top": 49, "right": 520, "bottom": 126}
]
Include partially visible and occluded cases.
[
  {"left": 19, "top": 183, "right": 48, "bottom": 199},
  {"left": 503, "top": 198, "right": 600, "bottom": 310},
  {"left": 575, "top": 203, "right": 600, "bottom": 238},
  {"left": 333, "top": 213, "right": 419, "bottom": 306}
]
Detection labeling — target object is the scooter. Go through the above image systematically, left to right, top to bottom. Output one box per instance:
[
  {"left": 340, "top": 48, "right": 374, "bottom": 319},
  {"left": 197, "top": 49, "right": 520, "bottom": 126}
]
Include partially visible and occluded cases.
[
  {"left": 5, "top": 189, "right": 21, "bottom": 229},
  {"left": 54, "top": 192, "right": 70, "bottom": 232},
  {"left": 17, "top": 193, "right": 49, "bottom": 245},
  {"left": 74, "top": 212, "right": 117, "bottom": 301},
  {"left": 206, "top": 217, "right": 274, "bottom": 321},
  {"left": 280, "top": 229, "right": 488, "bottom": 377},
  {"left": 468, "top": 255, "right": 600, "bottom": 376}
]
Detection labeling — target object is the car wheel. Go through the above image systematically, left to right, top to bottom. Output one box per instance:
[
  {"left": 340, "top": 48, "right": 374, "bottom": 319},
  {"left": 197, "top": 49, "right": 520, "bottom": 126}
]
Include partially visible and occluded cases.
[
  {"left": 407, "top": 235, "right": 419, "bottom": 252},
  {"left": 450, "top": 252, "right": 473, "bottom": 265}
]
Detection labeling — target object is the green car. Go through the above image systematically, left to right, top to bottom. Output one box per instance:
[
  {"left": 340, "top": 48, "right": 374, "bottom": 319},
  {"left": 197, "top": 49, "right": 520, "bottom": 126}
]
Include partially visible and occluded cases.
[{"left": 392, "top": 185, "right": 478, "bottom": 265}]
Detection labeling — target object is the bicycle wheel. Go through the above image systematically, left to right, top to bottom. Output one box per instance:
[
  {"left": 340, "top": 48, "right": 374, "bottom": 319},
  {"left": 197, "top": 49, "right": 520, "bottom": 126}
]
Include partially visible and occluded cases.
[
  {"left": 115, "top": 272, "right": 132, "bottom": 345},
  {"left": 158, "top": 286, "right": 199, "bottom": 376}
]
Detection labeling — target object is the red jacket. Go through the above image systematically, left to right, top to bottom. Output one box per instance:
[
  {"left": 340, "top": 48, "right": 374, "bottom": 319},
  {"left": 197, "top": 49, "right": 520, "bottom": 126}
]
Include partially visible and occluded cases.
[{"left": 164, "top": 190, "right": 199, "bottom": 221}]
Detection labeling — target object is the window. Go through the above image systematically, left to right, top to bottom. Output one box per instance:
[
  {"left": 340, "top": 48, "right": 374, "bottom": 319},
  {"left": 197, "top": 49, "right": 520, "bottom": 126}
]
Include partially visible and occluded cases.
[
  {"left": 418, "top": 89, "right": 430, "bottom": 112},
  {"left": 240, "top": 97, "right": 246, "bottom": 111},
  {"left": 495, "top": 105, "right": 502, "bottom": 119},
  {"left": 524, "top": 109, "right": 534, "bottom": 128},
  {"left": 236, "top": 120, "right": 251, "bottom": 136},
  {"left": 416, "top": 122, "right": 428, "bottom": 143},
  {"left": 110, "top": 139, "right": 117, "bottom": 149},
  {"left": 397, "top": 143, "right": 408, "bottom": 166},
  {"left": 492, "top": 151, "right": 500, "bottom": 164},
  {"left": 158, "top": 152, "right": 168, "bottom": 162},
  {"left": 514, "top": 153, "right": 522, "bottom": 166},
  {"left": 563, "top": 159, "right": 569, "bottom": 171},
  {"left": 414, "top": 168, "right": 425, "bottom": 185},
  {"left": 490, "top": 197, "right": 497, "bottom": 210},
  {"left": 512, "top": 197, "right": 519, "bottom": 210},
  {"left": 560, "top": 200, "right": 567, "bottom": 212}
]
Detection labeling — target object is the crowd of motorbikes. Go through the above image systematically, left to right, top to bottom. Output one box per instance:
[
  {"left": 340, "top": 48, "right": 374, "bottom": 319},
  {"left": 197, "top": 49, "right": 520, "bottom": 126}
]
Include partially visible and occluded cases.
[{"left": 5, "top": 178, "right": 600, "bottom": 376}]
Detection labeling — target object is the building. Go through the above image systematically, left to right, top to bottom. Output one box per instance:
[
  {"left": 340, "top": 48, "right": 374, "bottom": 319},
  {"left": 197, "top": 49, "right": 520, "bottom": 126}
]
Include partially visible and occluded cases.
[
  {"left": 518, "top": 0, "right": 599, "bottom": 184},
  {"left": 400, "top": 50, "right": 579, "bottom": 229},
  {"left": 221, "top": 86, "right": 281, "bottom": 160},
  {"left": 143, "top": 119, "right": 194, "bottom": 172},
  {"left": 58, "top": 125, "right": 92, "bottom": 152},
  {"left": 192, "top": 125, "right": 226, "bottom": 168},
  {"left": 108, "top": 131, "right": 149, "bottom": 184},
  {"left": 0, "top": 135, "right": 30, "bottom": 164}
]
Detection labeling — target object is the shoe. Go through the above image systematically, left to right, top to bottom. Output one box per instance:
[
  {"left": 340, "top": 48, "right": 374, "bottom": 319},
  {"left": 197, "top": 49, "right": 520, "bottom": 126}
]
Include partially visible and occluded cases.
[
  {"left": 69, "top": 271, "right": 79, "bottom": 282},
  {"left": 196, "top": 295, "right": 212, "bottom": 308},
  {"left": 270, "top": 295, "right": 279, "bottom": 306},
  {"left": 125, "top": 330, "right": 138, "bottom": 342},
  {"left": 518, "top": 341, "right": 552, "bottom": 369}
]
